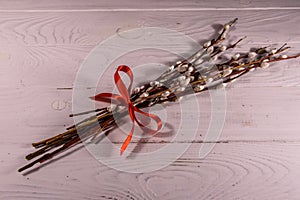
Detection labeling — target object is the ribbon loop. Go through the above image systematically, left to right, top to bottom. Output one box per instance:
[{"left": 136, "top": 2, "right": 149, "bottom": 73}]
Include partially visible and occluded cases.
[{"left": 92, "top": 65, "right": 162, "bottom": 154}]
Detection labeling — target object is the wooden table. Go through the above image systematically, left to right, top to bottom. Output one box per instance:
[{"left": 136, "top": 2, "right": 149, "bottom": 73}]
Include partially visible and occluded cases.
[{"left": 1, "top": 0, "right": 300, "bottom": 199}]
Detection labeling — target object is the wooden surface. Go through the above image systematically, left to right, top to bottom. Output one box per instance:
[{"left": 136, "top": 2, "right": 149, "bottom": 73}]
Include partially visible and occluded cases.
[{"left": 1, "top": 1, "right": 300, "bottom": 199}]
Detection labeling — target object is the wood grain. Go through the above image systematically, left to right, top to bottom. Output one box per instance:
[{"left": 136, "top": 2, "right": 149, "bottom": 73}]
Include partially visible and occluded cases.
[
  {"left": 0, "top": 0, "right": 299, "bottom": 10},
  {"left": 0, "top": 10, "right": 299, "bottom": 46},
  {"left": 0, "top": 10, "right": 299, "bottom": 88},
  {"left": 1, "top": 45, "right": 300, "bottom": 88},
  {"left": 1, "top": 87, "right": 299, "bottom": 143},
  {"left": 2, "top": 143, "right": 300, "bottom": 199}
]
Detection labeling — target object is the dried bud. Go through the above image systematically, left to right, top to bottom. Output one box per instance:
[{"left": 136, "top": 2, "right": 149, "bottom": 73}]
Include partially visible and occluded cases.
[
  {"left": 224, "top": 24, "right": 230, "bottom": 30},
  {"left": 203, "top": 41, "right": 211, "bottom": 48},
  {"left": 220, "top": 45, "right": 227, "bottom": 51},
  {"left": 207, "top": 46, "right": 214, "bottom": 54},
  {"left": 270, "top": 48, "right": 277, "bottom": 54},
  {"left": 248, "top": 52, "right": 257, "bottom": 59},
  {"left": 232, "top": 53, "right": 240, "bottom": 60},
  {"left": 280, "top": 55, "right": 288, "bottom": 59},
  {"left": 260, "top": 60, "right": 270, "bottom": 69},
  {"left": 178, "top": 64, "right": 188, "bottom": 72},
  {"left": 168, "top": 65, "right": 174, "bottom": 72},
  {"left": 187, "top": 66, "right": 194, "bottom": 73},
  {"left": 223, "top": 68, "right": 233, "bottom": 77},
  {"left": 206, "top": 78, "right": 213, "bottom": 83},
  {"left": 150, "top": 81, "right": 160, "bottom": 86},
  {"left": 194, "top": 85, "right": 205, "bottom": 92},
  {"left": 134, "top": 87, "right": 140, "bottom": 94},
  {"left": 162, "top": 91, "right": 170, "bottom": 97},
  {"left": 140, "top": 92, "right": 149, "bottom": 98}
]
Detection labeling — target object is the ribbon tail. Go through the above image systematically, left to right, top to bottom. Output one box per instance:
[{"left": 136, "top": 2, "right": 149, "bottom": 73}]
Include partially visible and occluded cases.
[{"left": 120, "top": 124, "right": 134, "bottom": 155}]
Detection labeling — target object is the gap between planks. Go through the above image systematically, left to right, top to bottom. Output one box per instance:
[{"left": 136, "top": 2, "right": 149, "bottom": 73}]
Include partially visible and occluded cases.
[
  {"left": 0, "top": 7, "right": 300, "bottom": 13},
  {"left": 108, "top": 139, "right": 300, "bottom": 144}
]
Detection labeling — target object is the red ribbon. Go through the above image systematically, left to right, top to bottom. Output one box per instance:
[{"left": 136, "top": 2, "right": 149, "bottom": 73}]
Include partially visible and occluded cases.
[{"left": 91, "top": 65, "right": 162, "bottom": 154}]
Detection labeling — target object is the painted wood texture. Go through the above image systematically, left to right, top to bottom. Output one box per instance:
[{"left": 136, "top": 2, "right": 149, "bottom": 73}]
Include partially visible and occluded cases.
[
  {"left": 0, "top": 0, "right": 299, "bottom": 10},
  {"left": 1, "top": 1, "right": 300, "bottom": 199}
]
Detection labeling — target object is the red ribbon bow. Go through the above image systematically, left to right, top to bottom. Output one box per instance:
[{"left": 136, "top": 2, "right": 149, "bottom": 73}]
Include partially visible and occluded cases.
[{"left": 91, "top": 65, "right": 162, "bottom": 154}]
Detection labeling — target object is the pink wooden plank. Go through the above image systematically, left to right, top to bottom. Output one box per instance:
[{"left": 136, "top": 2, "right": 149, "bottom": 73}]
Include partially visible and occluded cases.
[
  {"left": 0, "top": 0, "right": 299, "bottom": 10},
  {"left": 0, "top": 10, "right": 299, "bottom": 46},
  {"left": 0, "top": 10, "right": 299, "bottom": 88},
  {"left": 1, "top": 45, "right": 300, "bottom": 88},
  {"left": 1, "top": 87, "right": 300, "bottom": 143},
  {"left": 2, "top": 143, "right": 300, "bottom": 199}
]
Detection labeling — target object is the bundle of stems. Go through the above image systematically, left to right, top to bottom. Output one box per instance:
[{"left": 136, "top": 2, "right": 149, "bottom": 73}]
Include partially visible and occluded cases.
[{"left": 18, "top": 18, "right": 300, "bottom": 172}]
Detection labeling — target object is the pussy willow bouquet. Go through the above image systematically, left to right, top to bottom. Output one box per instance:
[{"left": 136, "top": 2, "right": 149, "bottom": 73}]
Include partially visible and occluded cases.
[{"left": 18, "top": 18, "right": 300, "bottom": 172}]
